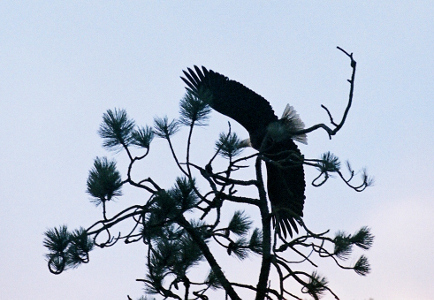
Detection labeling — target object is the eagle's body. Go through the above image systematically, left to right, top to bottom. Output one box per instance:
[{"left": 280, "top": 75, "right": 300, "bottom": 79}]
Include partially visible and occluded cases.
[{"left": 182, "top": 66, "right": 306, "bottom": 237}]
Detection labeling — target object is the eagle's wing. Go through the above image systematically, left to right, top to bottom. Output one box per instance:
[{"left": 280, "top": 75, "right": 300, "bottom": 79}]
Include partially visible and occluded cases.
[
  {"left": 181, "top": 66, "right": 278, "bottom": 135},
  {"left": 265, "top": 138, "right": 306, "bottom": 238}
]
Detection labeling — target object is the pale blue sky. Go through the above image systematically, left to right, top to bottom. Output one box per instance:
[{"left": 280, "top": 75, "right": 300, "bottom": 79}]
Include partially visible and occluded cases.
[{"left": 1, "top": 2, "right": 433, "bottom": 299}]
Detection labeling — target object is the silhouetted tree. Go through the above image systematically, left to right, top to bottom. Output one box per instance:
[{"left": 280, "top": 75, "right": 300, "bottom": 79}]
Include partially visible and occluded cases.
[{"left": 44, "top": 48, "right": 373, "bottom": 300}]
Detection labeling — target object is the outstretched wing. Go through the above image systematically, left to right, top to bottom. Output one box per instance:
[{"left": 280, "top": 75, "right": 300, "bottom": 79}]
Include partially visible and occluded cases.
[
  {"left": 181, "top": 66, "right": 278, "bottom": 135},
  {"left": 265, "top": 138, "right": 305, "bottom": 238}
]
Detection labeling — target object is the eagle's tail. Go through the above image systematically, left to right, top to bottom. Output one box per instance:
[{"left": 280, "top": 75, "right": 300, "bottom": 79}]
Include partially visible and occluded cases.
[{"left": 281, "top": 104, "right": 307, "bottom": 145}]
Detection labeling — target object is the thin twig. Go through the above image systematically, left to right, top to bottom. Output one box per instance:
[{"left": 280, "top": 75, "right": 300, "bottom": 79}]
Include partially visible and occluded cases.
[{"left": 295, "top": 47, "right": 357, "bottom": 139}]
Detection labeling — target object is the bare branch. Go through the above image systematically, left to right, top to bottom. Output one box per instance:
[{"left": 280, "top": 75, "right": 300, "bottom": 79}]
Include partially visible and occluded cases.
[{"left": 295, "top": 47, "right": 357, "bottom": 139}]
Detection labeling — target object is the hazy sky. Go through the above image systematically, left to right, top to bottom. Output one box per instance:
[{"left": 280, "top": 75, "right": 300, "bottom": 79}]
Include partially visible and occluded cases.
[{"left": 1, "top": 2, "right": 433, "bottom": 300}]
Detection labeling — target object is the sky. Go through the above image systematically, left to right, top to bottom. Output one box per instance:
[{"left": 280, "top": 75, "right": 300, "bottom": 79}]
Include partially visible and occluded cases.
[{"left": 1, "top": 2, "right": 433, "bottom": 299}]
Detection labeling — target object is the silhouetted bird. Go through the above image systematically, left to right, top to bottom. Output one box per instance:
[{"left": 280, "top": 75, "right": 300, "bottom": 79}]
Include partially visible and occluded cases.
[{"left": 182, "top": 66, "right": 306, "bottom": 238}]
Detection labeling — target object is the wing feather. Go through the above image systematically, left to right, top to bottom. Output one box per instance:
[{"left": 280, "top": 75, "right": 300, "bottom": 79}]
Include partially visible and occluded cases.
[
  {"left": 194, "top": 65, "right": 205, "bottom": 81},
  {"left": 187, "top": 67, "right": 201, "bottom": 86},
  {"left": 182, "top": 71, "right": 198, "bottom": 91},
  {"left": 181, "top": 80, "right": 195, "bottom": 94}
]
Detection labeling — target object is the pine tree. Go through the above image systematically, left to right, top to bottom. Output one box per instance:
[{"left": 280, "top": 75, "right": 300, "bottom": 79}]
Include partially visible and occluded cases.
[{"left": 44, "top": 48, "right": 373, "bottom": 300}]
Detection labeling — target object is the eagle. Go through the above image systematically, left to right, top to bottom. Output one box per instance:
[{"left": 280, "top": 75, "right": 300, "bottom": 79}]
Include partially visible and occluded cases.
[{"left": 181, "top": 66, "right": 306, "bottom": 238}]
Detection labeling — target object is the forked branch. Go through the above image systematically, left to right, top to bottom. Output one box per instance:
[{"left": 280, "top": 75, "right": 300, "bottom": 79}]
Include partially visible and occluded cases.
[{"left": 297, "top": 47, "right": 357, "bottom": 139}]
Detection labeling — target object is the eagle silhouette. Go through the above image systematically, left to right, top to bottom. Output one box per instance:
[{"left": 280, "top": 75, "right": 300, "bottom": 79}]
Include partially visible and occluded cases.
[{"left": 182, "top": 66, "right": 306, "bottom": 238}]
